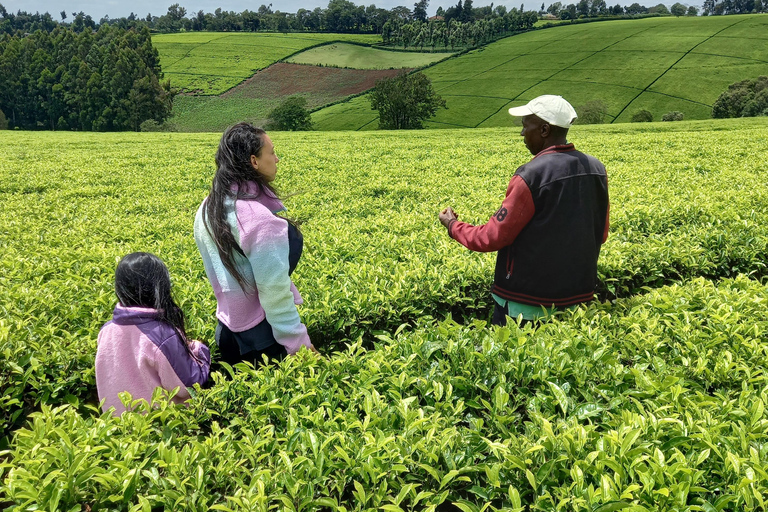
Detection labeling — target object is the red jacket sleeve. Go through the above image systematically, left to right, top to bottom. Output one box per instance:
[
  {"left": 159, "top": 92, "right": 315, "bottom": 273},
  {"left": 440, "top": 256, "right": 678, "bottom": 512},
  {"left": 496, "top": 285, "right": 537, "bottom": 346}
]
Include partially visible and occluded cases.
[{"left": 448, "top": 174, "right": 535, "bottom": 253}]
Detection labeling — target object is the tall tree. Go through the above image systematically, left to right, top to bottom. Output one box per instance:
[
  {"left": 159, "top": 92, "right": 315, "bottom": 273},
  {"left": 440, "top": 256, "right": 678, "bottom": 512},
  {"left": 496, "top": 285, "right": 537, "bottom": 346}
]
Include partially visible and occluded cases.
[
  {"left": 413, "top": 0, "right": 429, "bottom": 21},
  {"left": 462, "top": 0, "right": 475, "bottom": 21},
  {"left": 670, "top": 2, "right": 687, "bottom": 15},
  {"left": 369, "top": 71, "right": 446, "bottom": 129}
]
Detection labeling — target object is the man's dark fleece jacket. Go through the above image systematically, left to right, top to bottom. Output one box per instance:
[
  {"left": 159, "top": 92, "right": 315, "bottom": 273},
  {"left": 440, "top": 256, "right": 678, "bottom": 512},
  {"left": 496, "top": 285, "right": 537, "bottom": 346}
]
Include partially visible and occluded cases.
[{"left": 448, "top": 143, "right": 609, "bottom": 307}]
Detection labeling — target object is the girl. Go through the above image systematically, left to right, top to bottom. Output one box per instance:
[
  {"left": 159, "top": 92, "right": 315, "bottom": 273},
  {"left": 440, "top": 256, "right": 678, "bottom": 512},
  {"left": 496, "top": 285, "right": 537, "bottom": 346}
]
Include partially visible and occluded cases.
[
  {"left": 194, "top": 123, "right": 315, "bottom": 366},
  {"left": 96, "top": 252, "right": 211, "bottom": 415}
]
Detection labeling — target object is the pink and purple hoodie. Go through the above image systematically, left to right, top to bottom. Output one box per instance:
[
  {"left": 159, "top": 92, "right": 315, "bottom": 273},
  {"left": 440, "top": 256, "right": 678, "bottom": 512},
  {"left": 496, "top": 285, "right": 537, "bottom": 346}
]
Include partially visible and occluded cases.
[
  {"left": 193, "top": 182, "right": 312, "bottom": 354},
  {"left": 95, "top": 304, "right": 211, "bottom": 415}
]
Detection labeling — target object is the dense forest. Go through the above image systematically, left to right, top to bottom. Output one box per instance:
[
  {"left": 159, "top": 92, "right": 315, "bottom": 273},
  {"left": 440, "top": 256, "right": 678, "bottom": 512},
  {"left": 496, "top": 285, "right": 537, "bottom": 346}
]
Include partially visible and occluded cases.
[{"left": 0, "top": 22, "right": 173, "bottom": 130}]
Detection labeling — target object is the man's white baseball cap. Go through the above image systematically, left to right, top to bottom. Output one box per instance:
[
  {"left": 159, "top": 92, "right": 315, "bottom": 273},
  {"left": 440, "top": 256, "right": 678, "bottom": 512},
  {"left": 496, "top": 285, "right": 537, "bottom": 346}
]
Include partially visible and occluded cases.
[{"left": 508, "top": 95, "right": 578, "bottom": 128}]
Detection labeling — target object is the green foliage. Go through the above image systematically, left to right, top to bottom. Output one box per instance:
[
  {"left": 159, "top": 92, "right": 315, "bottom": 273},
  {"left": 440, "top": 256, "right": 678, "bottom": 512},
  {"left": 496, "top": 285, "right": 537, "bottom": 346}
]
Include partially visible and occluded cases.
[
  {"left": 670, "top": 2, "right": 687, "bottom": 15},
  {"left": 649, "top": 3, "right": 670, "bottom": 14},
  {"left": 381, "top": 13, "right": 539, "bottom": 51},
  {"left": 313, "top": 15, "right": 768, "bottom": 130},
  {"left": 0, "top": 24, "right": 174, "bottom": 131},
  {"left": 155, "top": 33, "right": 381, "bottom": 95},
  {"left": 286, "top": 42, "right": 450, "bottom": 69},
  {"left": 369, "top": 71, "right": 447, "bottom": 129},
  {"left": 712, "top": 76, "right": 768, "bottom": 119},
  {"left": 266, "top": 96, "right": 314, "bottom": 131},
  {"left": 576, "top": 100, "right": 609, "bottom": 124},
  {"left": 0, "top": 108, "right": 7, "bottom": 129},
  {"left": 630, "top": 109, "right": 653, "bottom": 122},
  {"left": 662, "top": 110, "right": 684, "bottom": 121},
  {"left": 140, "top": 119, "right": 177, "bottom": 132},
  {"left": 140, "top": 119, "right": 162, "bottom": 132},
  {"left": 2, "top": 121, "right": 768, "bottom": 509},
  {"left": 3, "top": 276, "right": 768, "bottom": 510}
]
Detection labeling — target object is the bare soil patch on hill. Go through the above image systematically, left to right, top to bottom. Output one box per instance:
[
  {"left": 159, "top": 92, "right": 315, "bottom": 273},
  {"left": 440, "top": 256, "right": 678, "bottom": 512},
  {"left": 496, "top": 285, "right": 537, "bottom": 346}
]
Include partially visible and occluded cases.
[{"left": 221, "top": 62, "right": 410, "bottom": 107}]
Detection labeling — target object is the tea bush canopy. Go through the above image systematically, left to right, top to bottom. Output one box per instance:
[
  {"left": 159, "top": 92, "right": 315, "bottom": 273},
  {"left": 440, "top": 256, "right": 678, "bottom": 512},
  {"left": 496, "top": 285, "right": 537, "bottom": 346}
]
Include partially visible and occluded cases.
[
  {"left": 312, "top": 14, "right": 768, "bottom": 130},
  {"left": 153, "top": 32, "right": 381, "bottom": 95},
  {"left": 285, "top": 42, "right": 449, "bottom": 69},
  {"left": 3, "top": 119, "right": 768, "bottom": 508}
]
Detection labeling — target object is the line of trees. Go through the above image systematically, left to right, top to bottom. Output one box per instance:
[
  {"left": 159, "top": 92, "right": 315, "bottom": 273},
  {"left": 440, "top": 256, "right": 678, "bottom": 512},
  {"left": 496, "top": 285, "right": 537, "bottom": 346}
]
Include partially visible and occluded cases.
[
  {"left": 3, "top": 0, "right": 767, "bottom": 40},
  {"left": 543, "top": 0, "right": 699, "bottom": 18},
  {"left": 703, "top": 0, "right": 766, "bottom": 14},
  {"left": 383, "top": 11, "right": 539, "bottom": 50},
  {"left": 0, "top": 23, "right": 174, "bottom": 130}
]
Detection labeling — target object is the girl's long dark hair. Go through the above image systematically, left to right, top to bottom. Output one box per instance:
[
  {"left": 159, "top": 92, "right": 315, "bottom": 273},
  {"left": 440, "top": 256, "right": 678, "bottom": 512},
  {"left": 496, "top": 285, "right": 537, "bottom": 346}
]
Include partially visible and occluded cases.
[
  {"left": 203, "top": 122, "right": 277, "bottom": 293},
  {"left": 115, "top": 252, "right": 195, "bottom": 357}
]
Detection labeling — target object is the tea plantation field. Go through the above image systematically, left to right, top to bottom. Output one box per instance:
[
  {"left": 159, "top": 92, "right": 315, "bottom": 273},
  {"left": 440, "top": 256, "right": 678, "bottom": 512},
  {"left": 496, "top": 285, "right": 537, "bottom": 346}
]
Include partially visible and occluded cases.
[
  {"left": 312, "top": 14, "right": 768, "bottom": 130},
  {"left": 154, "top": 32, "right": 381, "bottom": 95},
  {"left": 285, "top": 42, "right": 451, "bottom": 69},
  {"left": 2, "top": 118, "right": 768, "bottom": 510}
]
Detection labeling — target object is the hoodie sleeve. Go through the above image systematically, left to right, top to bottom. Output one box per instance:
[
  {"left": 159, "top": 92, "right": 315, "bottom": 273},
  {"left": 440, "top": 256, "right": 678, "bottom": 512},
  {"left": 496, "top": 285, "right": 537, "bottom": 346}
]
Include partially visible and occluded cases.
[
  {"left": 448, "top": 174, "right": 535, "bottom": 252},
  {"left": 238, "top": 201, "right": 312, "bottom": 355},
  {"left": 153, "top": 334, "right": 211, "bottom": 393}
]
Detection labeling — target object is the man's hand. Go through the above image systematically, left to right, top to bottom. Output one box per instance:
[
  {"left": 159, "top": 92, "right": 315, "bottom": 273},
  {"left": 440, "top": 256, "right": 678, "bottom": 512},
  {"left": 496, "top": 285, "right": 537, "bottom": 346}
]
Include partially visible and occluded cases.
[{"left": 439, "top": 207, "right": 458, "bottom": 228}]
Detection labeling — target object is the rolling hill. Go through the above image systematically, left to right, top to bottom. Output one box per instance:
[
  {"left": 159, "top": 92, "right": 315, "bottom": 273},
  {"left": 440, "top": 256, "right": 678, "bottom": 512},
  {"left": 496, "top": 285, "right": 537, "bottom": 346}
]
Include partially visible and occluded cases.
[
  {"left": 310, "top": 14, "right": 768, "bottom": 130},
  {"left": 153, "top": 32, "right": 382, "bottom": 95}
]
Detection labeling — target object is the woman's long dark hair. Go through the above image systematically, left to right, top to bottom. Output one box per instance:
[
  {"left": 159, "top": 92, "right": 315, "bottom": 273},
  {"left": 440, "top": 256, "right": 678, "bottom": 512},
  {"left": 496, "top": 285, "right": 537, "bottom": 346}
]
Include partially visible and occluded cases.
[
  {"left": 203, "top": 122, "right": 277, "bottom": 293},
  {"left": 115, "top": 252, "right": 195, "bottom": 357}
]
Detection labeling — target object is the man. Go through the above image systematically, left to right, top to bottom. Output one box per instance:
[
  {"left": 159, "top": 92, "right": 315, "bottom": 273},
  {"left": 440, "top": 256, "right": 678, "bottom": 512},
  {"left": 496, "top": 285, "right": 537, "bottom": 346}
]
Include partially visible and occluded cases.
[{"left": 438, "top": 95, "right": 609, "bottom": 325}]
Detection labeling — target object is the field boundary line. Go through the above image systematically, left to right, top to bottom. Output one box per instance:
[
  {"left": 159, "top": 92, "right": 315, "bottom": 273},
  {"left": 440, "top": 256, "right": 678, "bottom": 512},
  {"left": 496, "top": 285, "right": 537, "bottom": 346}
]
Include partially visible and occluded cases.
[
  {"left": 611, "top": 16, "right": 751, "bottom": 122},
  {"left": 473, "top": 22, "right": 660, "bottom": 128},
  {"left": 160, "top": 33, "right": 230, "bottom": 70},
  {"left": 686, "top": 51, "right": 768, "bottom": 65}
]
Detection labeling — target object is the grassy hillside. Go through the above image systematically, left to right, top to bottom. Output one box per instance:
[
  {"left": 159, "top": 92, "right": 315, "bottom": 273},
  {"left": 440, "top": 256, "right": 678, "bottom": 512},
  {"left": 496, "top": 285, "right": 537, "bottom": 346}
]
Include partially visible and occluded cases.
[
  {"left": 312, "top": 14, "right": 768, "bottom": 130},
  {"left": 154, "top": 32, "right": 381, "bottom": 95},
  {"left": 285, "top": 42, "right": 451, "bottom": 68},
  {"left": 169, "top": 64, "right": 406, "bottom": 132},
  {"left": 2, "top": 118, "right": 768, "bottom": 509}
]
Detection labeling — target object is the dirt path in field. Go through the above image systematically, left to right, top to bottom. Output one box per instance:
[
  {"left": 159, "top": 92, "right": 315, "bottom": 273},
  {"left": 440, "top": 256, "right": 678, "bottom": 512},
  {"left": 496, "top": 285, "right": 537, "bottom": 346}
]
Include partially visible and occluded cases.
[{"left": 220, "top": 62, "right": 410, "bottom": 107}]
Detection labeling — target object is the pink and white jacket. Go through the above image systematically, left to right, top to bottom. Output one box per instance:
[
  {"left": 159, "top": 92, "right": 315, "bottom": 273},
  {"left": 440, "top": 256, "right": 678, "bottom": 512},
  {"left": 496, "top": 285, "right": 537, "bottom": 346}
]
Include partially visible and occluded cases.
[
  {"left": 193, "top": 183, "right": 312, "bottom": 354},
  {"left": 95, "top": 305, "right": 211, "bottom": 415}
]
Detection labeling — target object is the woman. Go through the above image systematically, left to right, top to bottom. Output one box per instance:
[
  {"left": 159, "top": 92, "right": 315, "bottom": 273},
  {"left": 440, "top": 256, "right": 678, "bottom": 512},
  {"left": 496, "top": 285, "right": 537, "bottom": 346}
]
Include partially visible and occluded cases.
[{"left": 194, "top": 123, "right": 315, "bottom": 366}]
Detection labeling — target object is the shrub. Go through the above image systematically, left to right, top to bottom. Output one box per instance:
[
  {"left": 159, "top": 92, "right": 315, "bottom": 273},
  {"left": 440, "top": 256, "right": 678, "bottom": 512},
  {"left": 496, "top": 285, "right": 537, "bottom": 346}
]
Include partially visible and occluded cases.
[
  {"left": 712, "top": 76, "right": 768, "bottom": 119},
  {"left": 266, "top": 96, "right": 313, "bottom": 131},
  {"left": 575, "top": 99, "right": 609, "bottom": 124},
  {"left": 0, "top": 108, "right": 7, "bottom": 130},
  {"left": 631, "top": 109, "right": 653, "bottom": 122},
  {"left": 662, "top": 110, "right": 684, "bottom": 121},
  {"left": 140, "top": 119, "right": 162, "bottom": 132},
  {"left": 140, "top": 119, "right": 178, "bottom": 132}
]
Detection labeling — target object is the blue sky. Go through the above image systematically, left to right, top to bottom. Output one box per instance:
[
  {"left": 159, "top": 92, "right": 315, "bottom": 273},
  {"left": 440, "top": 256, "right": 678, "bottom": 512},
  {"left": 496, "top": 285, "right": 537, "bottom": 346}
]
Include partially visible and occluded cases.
[{"left": 3, "top": 0, "right": 684, "bottom": 21}]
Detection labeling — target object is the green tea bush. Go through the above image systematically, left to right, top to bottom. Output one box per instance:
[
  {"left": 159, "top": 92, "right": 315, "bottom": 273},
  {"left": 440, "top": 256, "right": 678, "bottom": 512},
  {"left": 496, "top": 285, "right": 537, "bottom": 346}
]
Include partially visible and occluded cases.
[
  {"left": 2, "top": 120, "right": 768, "bottom": 503},
  {"left": 2, "top": 277, "right": 768, "bottom": 510}
]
